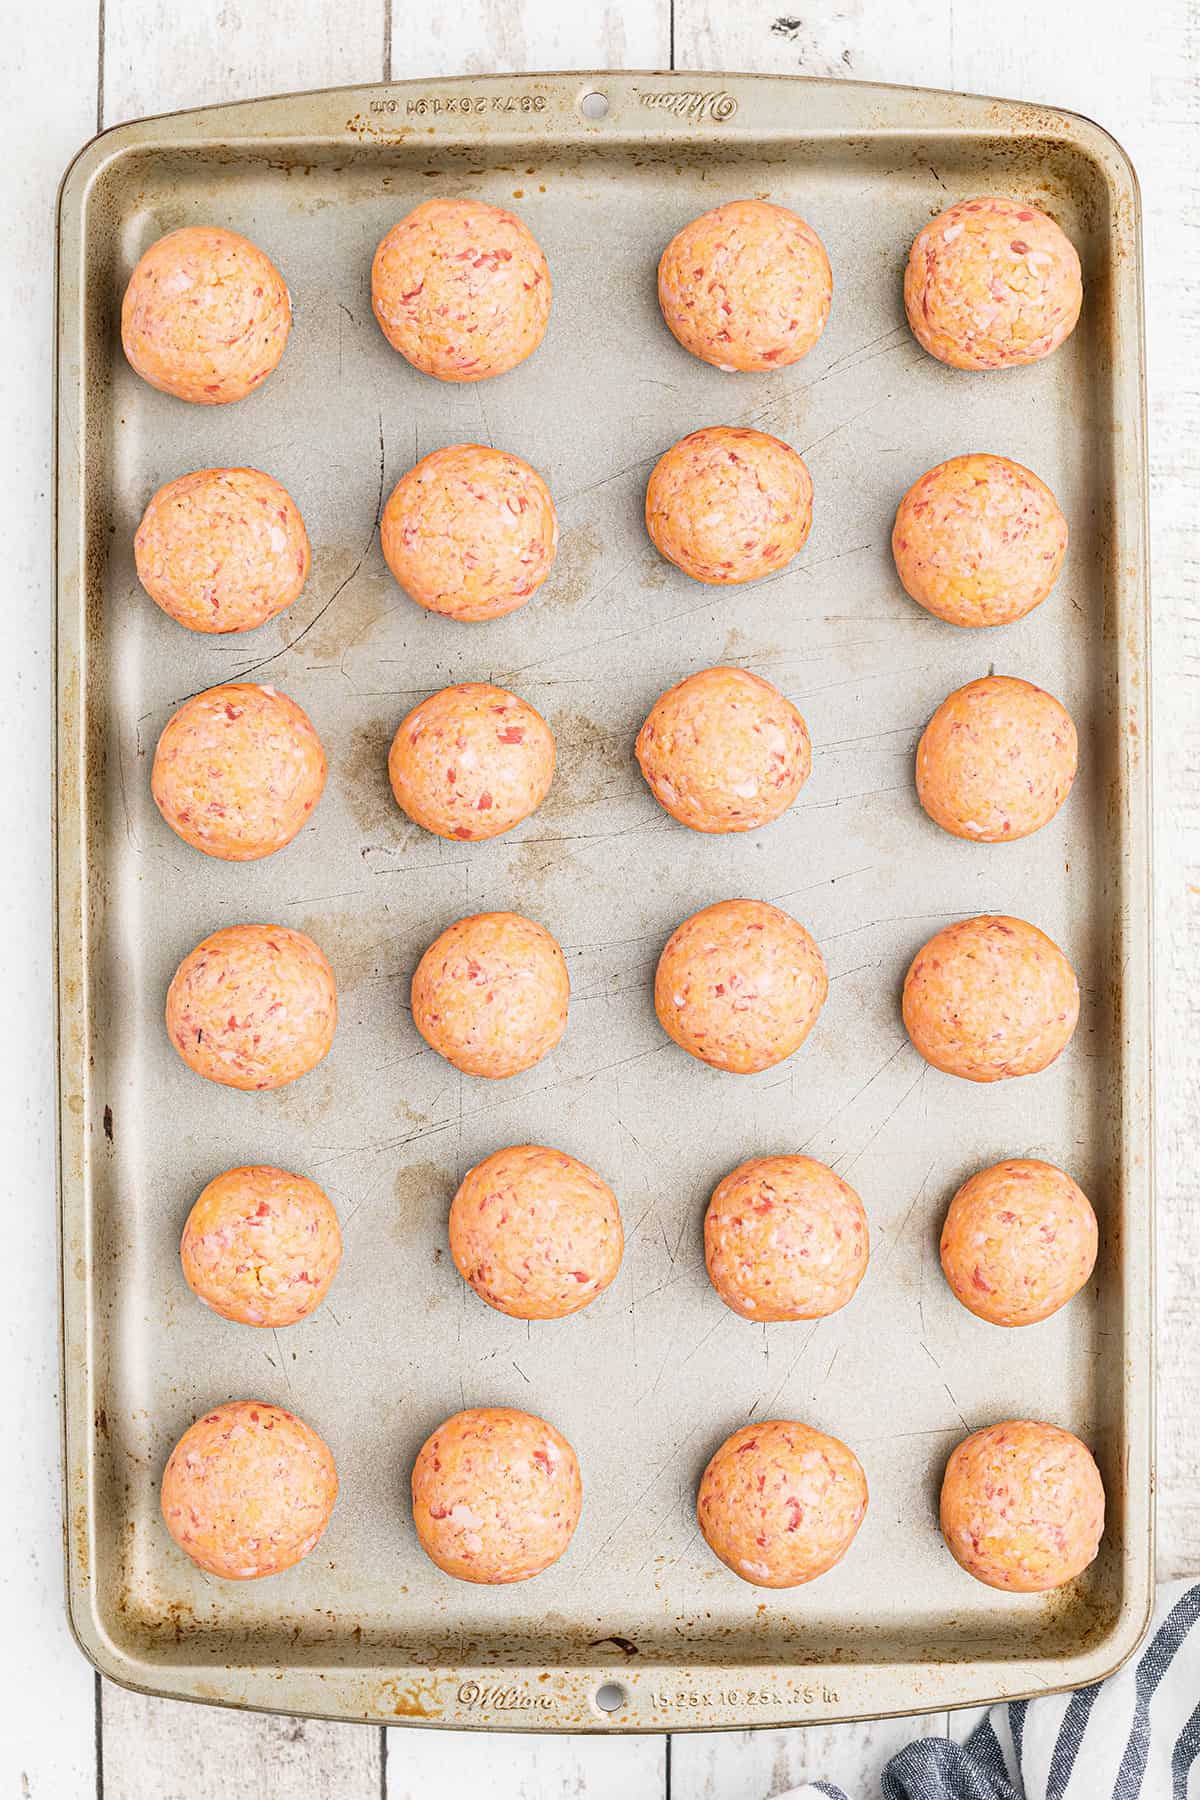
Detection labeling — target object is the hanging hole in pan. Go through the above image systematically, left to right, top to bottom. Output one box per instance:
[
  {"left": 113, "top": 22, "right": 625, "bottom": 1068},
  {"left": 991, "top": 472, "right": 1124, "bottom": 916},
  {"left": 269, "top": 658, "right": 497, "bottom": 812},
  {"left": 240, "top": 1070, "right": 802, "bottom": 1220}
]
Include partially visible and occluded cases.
[
  {"left": 579, "top": 91, "right": 610, "bottom": 121},
  {"left": 593, "top": 1680, "right": 627, "bottom": 1714}
]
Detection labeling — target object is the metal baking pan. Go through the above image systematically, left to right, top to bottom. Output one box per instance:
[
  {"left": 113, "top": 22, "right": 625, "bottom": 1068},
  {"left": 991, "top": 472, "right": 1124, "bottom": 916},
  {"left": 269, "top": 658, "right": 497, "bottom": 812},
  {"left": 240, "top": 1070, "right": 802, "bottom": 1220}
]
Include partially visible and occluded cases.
[{"left": 55, "top": 71, "right": 1152, "bottom": 1730}]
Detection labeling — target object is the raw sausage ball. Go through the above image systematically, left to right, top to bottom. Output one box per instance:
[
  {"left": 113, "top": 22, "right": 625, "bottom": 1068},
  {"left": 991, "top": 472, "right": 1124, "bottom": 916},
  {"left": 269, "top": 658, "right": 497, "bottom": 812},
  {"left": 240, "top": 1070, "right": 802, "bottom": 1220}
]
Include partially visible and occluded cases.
[
  {"left": 905, "top": 196, "right": 1082, "bottom": 370},
  {"left": 372, "top": 198, "right": 551, "bottom": 382},
  {"left": 658, "top": 199, "right": 832, "bottom": 371},
  {"left": 122, "top": 226, "right": 291, "bottom": 404},
  {"left": 646, "top": 427, "right": 813, "bottom": 585},
  {"left": 381, "top": 443, "right": 558, "bottom": 622},
  {"left": 892, "top": 455, "right": 1067, "bottom": 628},
  {"left": 134, "top": 467, "right": 311, "bottom": 634},
  {"left": 635, "top": 667, "right": 811, "bottom": 834},
  {"left": 916, "top": 676, "right": 1078, "bottom": 842},
  {"left": 152, "top": 683, "right": 326, "bottom": 861},
  {"left": 389, "top": 683, "right": 555, "bottom": 840},
  {"left": 655, "top": 899, "right": 828, "bottom": 1075},
  {"left": 412, "top": 912, "right": 569, "bottom": 1079},
  {"left": 902, "top": 915, "right": 1079, "bottom": 1083},
  {"left": 166, "top": 923, "right": 337, "bottom": 1092},
  {"left": 449, "top": 1144, "right": 623, "bottom": 1320},
  {"left": 705, "top": 1156, "right": 868, "bottom": 1322},
  {"left": 940, "top": 1159, "right": 1097, "bottom": 1328},
  {"left": 181, "top": 1166, "right": 343, "bottom": 1327},
  {"left": 160, "top": 1401, "right": 337, "bottom": 1580},
  {"left": 411, "top": 1407, "right": 582, "bottom": 1583},
  {"left": 940, "top": 1419, "right": 1104, "bottom": 1591},
  {"left": 697, "top": 1420, "right": 868, "bottom": 1588}
]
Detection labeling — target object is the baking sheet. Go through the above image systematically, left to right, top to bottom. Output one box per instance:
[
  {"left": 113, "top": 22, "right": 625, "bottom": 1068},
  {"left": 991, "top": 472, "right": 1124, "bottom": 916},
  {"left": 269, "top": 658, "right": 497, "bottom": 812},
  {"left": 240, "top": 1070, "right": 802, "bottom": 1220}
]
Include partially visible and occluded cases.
[{"left": 55, "top": 71, "right": 1153, "bottom": 1730}]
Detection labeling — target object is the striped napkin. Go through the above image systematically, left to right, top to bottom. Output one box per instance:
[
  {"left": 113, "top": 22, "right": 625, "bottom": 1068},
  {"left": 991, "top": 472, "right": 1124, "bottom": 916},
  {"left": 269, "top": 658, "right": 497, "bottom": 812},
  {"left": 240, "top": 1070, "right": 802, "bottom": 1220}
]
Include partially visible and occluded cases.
[{"left": 785, "top": 1582, "right": 1200, "bottom": 1800}]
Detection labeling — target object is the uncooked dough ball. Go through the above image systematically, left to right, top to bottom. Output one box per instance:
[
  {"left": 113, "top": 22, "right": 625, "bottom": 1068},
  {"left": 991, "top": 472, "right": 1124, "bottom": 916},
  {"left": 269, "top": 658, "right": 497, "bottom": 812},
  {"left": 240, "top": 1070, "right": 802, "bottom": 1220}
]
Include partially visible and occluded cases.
[
  {"left": 905, "top": 196, "right": 1082, "bottom": 370},
  {"left": 372, "top": 198, "right": 551, "bottom": 382},
  {"left": 658, "top": 199, "right": 832, "bottom": 371},
  {"left": 122, "top": 226, "right": 291, "bottom": 404},
  {"left": 646, "top": 427, "right": 813, "bottom": 585},
  {"left": 381, "top": 443, "right": 558, "bottom": 622},
  {"left": 892, "top": 455, "right": 1067, "bottom": 628},
  {"left": 134, "top": 467, "right": 311, "bottom": 634},
  {"left": 635, "top": 667, "right": 811, "bottom": 834},
  {"left": 916, "top": 676, "right": 1077, "bottom": 842},
  {"left": 152, "top": 683, "right": 326, "bottom": 861},
  {"left": 389, "top": 683, "right": 555, "bottom": 840},
  {"left": 655, "top": 899, "right": 827, "bottom": 1075},
  {"left": 412, "top": 912, "right": 569, "bottom": 1079},
  {"left": 902, "top": 915, "right": 1078, "bottom": 1083},
  {"left": 166, "top": 923, "right": 337, "bottom": 1091},
  {"left": 450, "top": 1144, "right": 623, "bottom": 1320},
  {"left": 705, "top": 1156, "right": 868, "bottom": 1321},
  {"left": 940, "top": 1159, "right": 1097, "bottom": 1327},
  {"left": 181, "top": 1166, "right": 343, "bottom": 1327},
  {"left": 160, "top": 1401, "right": 337, "bottom": 1580},
  {"left": 411, "top": 1407, "right": 582, "bottom": 1583},
  {"left": 940, "top": 1419, "right": 1104, "bottom": 1591},
  {"left": 697, "top": 1420, "right": 868, "bottom": 1588}
]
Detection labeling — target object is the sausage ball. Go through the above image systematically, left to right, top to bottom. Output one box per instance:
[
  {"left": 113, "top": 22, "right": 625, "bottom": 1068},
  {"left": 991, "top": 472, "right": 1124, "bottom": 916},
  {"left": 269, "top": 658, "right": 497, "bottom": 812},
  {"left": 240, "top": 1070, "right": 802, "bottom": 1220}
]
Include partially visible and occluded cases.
[
  {"left": 904, "top": 196, "right": 1082, "bottom": 370},
  {"left": 372, "top": 198, "right": 551, "bottom": 382},
  {"left": 658, "top": 199, "right": 832, "bottom": 372},
  {"left": 122, "top": 226, "right": 291, "bottom": 404},
  {"left": 646, "top": 427, "right": 813, "bottom": 585},
  {"left": 381, "top": 443, "right": 557, "bottom": 622},
  {"left": 892, "top": 455, "right": 1067, "bottom": 628},
  {"left": 134, "top": 467, "right": 310, "bottom": 634},
  {"left": 635, "top": 667, "right": 811, "bottom": 834},
  {"left": 916, "top": 676, "right": 1078, "bottom": 842},
  {"left": 152, "top": 683, "right": 326, "bottom": 862},
  {"left": 389, "top": 683, "right": 555, "bottom": 840},
  {"left": 655, "top": 899, "right": 828, "bottom": 1075},
  {"left": 412, "top": 912, "right": 568, "bottom": 1079},
  {"left": 902, "top": 915, "right": 1079, "bottom": 1083},
  {"left": 166, "top": 923, "right": 337, "bottom": 1091},
  {"left": 449, "top": 1144, "right": 623, "bottom": 1320},
  {"left": 705, "top": 1156, "right": 868, "bottom": 1322},
  {"left": 940, "top": 1159, "right": 1097, "bottom": 1328},
  {"left": 181, "top": 1165, "right": 343, "bottom": 1327},
  {"left": 160, "top": 1401, "right": 337, "bottom": 1580},
  {"left": 411, "top": 1407, "right": 582, "bottom": 1583},
  {"left": 697, "top": 1420, "right": 868, "bottom": 1588},
  {"left": 940, "top": 1420, "right": 1104, "bottom": 1592}
]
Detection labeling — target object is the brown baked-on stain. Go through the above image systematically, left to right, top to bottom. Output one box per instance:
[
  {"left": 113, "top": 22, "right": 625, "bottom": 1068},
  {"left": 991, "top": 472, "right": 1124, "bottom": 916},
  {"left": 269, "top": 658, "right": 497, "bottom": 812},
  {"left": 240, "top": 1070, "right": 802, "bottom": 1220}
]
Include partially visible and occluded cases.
[
  {"left": 541, "top": 521, "right": 602, "bottom": 609},
  {"left": 292, "top": 540, "right": 393, "bottom": 667},
  {"left": 541, "top": 707, "right": 625, "bottom": 817},
  {"left": 337, "top": 718, "right": 396, "bottom": 836},
  {"left": 296, "top": 904, "right": 401, "bottom": 996},
  {"left": 103, "top": 1104, "right": 114, "bottom": 1143},
  {"left": 392, "top": 1157, "right": 455, "bottom": 1242}
]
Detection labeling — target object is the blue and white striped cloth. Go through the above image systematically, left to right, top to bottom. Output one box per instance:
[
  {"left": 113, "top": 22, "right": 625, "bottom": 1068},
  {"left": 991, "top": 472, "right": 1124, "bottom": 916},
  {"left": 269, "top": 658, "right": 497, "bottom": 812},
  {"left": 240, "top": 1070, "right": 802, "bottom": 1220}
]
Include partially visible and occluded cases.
[{"left": 786, "top": 1583, "right": 1200, "bottom": 1800}]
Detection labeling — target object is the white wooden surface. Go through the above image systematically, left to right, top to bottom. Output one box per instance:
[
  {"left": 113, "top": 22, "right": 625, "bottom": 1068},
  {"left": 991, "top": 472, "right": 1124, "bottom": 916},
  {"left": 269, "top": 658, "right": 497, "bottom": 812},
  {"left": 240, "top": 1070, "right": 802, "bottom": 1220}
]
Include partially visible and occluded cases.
[{"left": 3, "top": 1, "right": 1195, "bottom": 1795}]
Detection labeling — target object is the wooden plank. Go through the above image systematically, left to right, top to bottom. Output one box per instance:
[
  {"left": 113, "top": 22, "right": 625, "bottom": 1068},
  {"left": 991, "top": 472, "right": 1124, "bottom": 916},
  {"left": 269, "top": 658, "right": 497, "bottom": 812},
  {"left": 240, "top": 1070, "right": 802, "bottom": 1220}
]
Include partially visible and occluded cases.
[
  {"left": 0, "top": 0, "right": 104, "bottom": 1791},
  {"left": 102, "top": 0, "right": 386, "bottom": 124},
  {"left": 387, "top": 0, "right": 670, "bottom": 80},
  {"left": 101, "top": 1692, "right": 382, "bottom": 1799},
  {"left": 668, "top": 1714, "right": 951, "bottom": 1798},
  {"left": 386, "top": 1730, "right": 666, "bottom": 1799}
]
